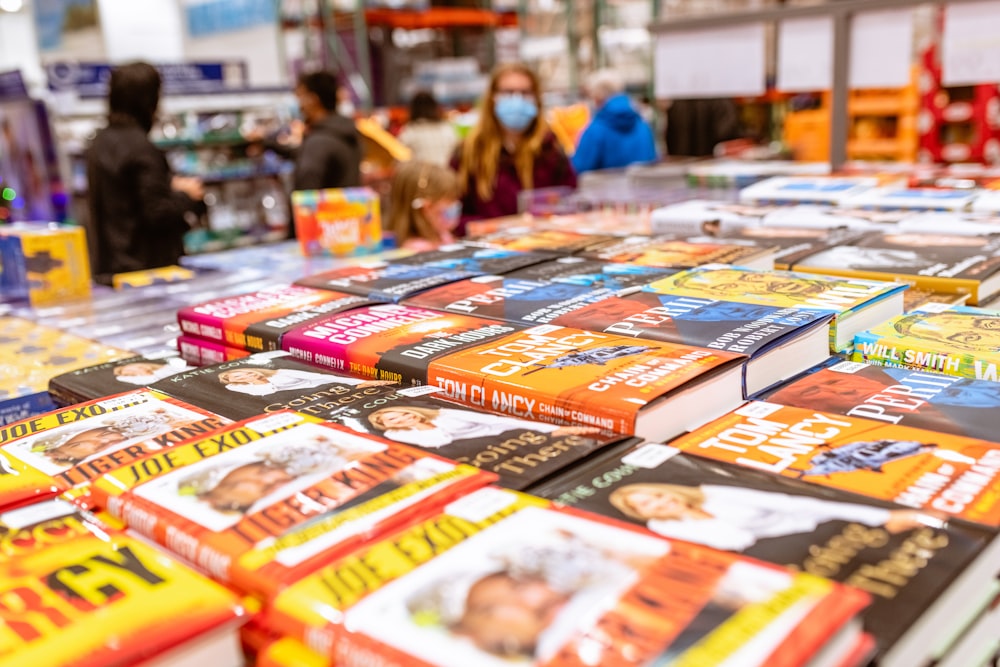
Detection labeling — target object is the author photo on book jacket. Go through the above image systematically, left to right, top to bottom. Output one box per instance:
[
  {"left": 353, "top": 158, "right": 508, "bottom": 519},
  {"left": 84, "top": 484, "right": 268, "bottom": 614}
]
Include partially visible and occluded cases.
[
  {"left": 217, "top": 367, "right": 396, "bottom": 396},
  {"left": 609, "top": 483, "right": 941, "bottom": 551}
]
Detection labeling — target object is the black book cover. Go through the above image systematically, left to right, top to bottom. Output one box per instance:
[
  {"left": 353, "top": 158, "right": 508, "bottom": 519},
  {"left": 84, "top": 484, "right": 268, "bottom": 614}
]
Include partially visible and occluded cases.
[
  {"left": 709, "top": 226, "right": 869, "bottom": 270},
  {"left": 294, "top": 244, "right": 552, "bottom": 302},
  {"left": 503, "top": 256, "right": 681, "bottom": 290},
  {"left": 48, "top": 355, "right": 196, "bottom": 407},
  {"left": 323, "top": 386, "right": 638, "bottom": 491},
  {"left": 532, "top": 443, "right": 995, "bottom": 657}
]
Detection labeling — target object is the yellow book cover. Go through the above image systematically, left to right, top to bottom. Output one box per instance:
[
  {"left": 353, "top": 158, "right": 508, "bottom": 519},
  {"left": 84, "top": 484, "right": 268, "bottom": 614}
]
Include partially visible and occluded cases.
[
  {"left": 0, "top": 224, "right": 91, "bottom": 305},
  {"left": 0, "top": 500, "right": 243, "bottom": 667}
]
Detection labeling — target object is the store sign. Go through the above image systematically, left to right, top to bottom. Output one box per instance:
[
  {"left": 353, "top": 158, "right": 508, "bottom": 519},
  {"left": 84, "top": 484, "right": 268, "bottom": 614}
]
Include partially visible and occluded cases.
[
  {"left": 776, "top": 16, "right": 833, "bottom": 92},
  {"left": 654, "top": 23, "right": 766, "bottom": 99},
  {"left": 45, "top": 61, "right": 248, "bottom": 98},
  {"left": 0, "top": 70, "right": 29, "bottom": 101}
]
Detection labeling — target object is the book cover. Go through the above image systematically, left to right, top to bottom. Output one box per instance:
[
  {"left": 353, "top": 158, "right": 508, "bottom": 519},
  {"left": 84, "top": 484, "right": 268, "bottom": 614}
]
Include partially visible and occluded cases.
[
  {"left": 737, "top": 176, "right": 881, "bottom": 206},
  {"left": 291, "top": 187, "right": 383, "bottom": 258},
  {"left": 847, "top": 187, "right": 978, "bottom": 212},
  {"left": 649, "top": 200, "right": 778, "bottom": 235},
  {"left": 762, "top": 205, "right": 910, "bottom": 230},
  {"left": 0, "top": 223, "right": 92, "bottom": 306},
  {"left": 706, "top": 225, "right": 869, "bottom": 271},
  {"left": 467, "top": 228, "right": 617, "bottom": 254},
  {"left": 791, "top": 232, "right": 1000, "bottom": 305},
  {"left": 580, "top": 235, "right": 777, "bottom": 270},
  {"left": 294, "top": 244, "right": 551, "bottom": 302},
  {"left": 502, "top": 255, "right": 681, "bottom": 290},
  {"left": 643, "top": 265, "right": 907, "bottom": 352},
  {"left": 404, "top": 275, "right": 621, "bottom": 325},
  {"left": 177, "top": 284, "right": 373, "bottom": 351},
  {"left": 546, "top": 289, "right": 833, "bottom": 396},
  {"left": 902, "top": 289, "right": 969, "bottom": 313},
  {"left": 282, "top": 304, "right": 523, "bottom": 385},
  {"left": 852, "top": 306, "right": 1000, "bottom": 382},
  {"left": 426, "top": 324, "right": 746, "bottom": 441},
  {"left": 177, "top": 335, "right": 252, "bottom": 366},
  {"left": 150, "top": 352, "right": 404, "bottom": 420},
  {"left": 48, "top": 354, "right": 195, "bottom": 407},
  {"left": 757, "top": 359, "right": 1000, "bottom": 442},
  {"left": 323, "top": 386, "right": 636, "bottom": 491},
  {"left": 0, "top": 389, "right": 230, "bottom": 511},
  {"left": 670, "top": 401, "right": 1000, "bottom": 527},
  {"left": 94, "top": 412, "right": 494, "bottom": 601},
  {"left": 532, "top": 443, "right": 995, "bottom": 661},
  {"left": 266, "top": 488, "right": 869, "bottom": 667},
  {"left": 0, "top": 499, "right": 244, "bottom": 667},
  {"left": 257, "top": 638, "right": 332, "bottom": 667}
]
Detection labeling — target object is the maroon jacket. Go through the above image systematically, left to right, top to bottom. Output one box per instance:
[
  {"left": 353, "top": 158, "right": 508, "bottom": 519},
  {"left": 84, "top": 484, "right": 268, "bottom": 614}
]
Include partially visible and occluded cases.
[{"left": 452, "top": 134, "right": 577, "bottom": 228}]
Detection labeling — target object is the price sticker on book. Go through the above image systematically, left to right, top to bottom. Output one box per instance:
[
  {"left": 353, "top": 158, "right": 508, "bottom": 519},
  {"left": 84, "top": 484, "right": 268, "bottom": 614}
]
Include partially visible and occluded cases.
[
  {"left": 829, "top": 361, "right": 869, "bottom": 374},
  {"left": 398, "top": 385, "right": 445, "bottom": 398},
  {"left": 99, "top": 392, "right": 155, "bottom": 410},
  {"left": 246, "top": 412, "right": 305, "bottom": 434},
  {"left": 446, "top": 487, "right": 518, "bottom": 523}
]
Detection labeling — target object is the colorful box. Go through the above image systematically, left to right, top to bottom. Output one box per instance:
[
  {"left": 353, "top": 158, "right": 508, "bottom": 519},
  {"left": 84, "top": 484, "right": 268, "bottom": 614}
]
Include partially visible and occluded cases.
[
  {"left": 291, "top": 187, "right": 382, "bottom": 258},
  {"left": 0, "top": 222, "right": 91, "bottom": 305}
]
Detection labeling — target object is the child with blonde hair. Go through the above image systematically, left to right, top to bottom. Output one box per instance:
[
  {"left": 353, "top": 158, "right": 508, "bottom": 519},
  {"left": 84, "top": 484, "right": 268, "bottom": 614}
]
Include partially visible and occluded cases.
[{"left": 388, "top": 161, "right": 462, "bottom": 251}]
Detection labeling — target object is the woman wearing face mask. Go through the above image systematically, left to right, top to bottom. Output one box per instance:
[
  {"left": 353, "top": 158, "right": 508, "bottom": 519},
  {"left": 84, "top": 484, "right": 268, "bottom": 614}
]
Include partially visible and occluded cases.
[
  {"left": 452, "top": 64, "right": 577, "bottom": 227},
  {"left": 388, "top": 161, "right": 463, "bottom": 251}
]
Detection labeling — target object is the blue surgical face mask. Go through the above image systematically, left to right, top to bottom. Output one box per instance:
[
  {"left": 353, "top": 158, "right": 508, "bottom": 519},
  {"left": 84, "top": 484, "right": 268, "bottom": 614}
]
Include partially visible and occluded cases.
[
  {"left": 494, "top": 94, "right": 538, "bottom": 132},
  {"left": 440, "top": 201, "right": 462, "bottom": 230}
]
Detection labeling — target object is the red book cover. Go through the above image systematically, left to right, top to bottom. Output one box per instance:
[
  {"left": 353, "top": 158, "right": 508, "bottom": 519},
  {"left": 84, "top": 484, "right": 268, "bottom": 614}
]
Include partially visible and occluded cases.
[
  {"left": 282, "top": 304, "right": 523, "bottom": 385},
  {"left": 177, "top": 335, "right": 252, "bottom": 366}
]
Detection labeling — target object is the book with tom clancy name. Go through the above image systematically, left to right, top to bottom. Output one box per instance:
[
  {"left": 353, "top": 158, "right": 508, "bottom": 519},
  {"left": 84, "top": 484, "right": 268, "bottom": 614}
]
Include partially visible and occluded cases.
[
  {"left": 791, "top": 231, "right": 1000, "bottom": 305},
  {"left": 580, "top": 235, "right": 778, "bottom": 270},
  {"left": 294, "top": 244, "right": 552, "bottom": 302},
  {"left": 643, "top": 264, "right": 907, "bottom": 353},
  {"left": 177, "top": 284, "right": 375, "bottom": 352},
  {"left": 544, "top": 289, "right": 833, "bottom": 396},
  {"left": 281, "top": 304, "right": 524, "bottom": 385},
  {"left": 852, "top": 306, "right": 1000, "bottom": 382},
  {"left": 425, "top": 324, "right": 747, "bottom": 442},
  {"left": 48, "top": 354, "right": 196, "bottom": 407},
  {"left": 756, "top": 358, "right": 1000, "bottom": 442},
  {"left": 0, "top": 389, "right": 230, "bottom": 511},
  {"left": 669, "top": 401, "right": 1000, "bottom": 528},
  {"left": 92, "top": 411, "right": 494, "bottom": 602},
  {"left": 532, "top": 443, "right": 1000, "bottom": 667},
  {"left": 264, "top": 487, "right": 870, "bottom": 667},
  {"left": 0, "top": 499, "right": 246, "bottom": 667}
]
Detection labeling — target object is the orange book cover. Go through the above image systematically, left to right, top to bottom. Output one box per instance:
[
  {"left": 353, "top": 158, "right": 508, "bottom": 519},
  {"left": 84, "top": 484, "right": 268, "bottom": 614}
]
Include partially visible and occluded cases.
[
  {"left": 582, "top": 235, "right": 777, "bottom": 269},
  {"left": 426, "top": 325, "right": 746, "bottom": 440},
  {"left": 0, "top": 389, "right": 230, "bottom": 511},
  {"left": 671, "top": 401, "right": 1000, "bottom": 527},
  {"left": 94, "top": 411, "right": 494, "bottom": 601},
  {"left": 266, "top": 487, "right": 868, "bottom": 667},
  {"left": 0, "top": 499, "right": 243, "bottom": 666}
]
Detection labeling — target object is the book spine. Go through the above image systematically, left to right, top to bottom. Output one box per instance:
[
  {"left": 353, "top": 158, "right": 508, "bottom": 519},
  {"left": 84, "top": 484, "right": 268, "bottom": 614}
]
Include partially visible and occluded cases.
[
  {"left": 176, "top": 307, "right": 225, "bottom": 342},
  {"left": 177, "top": 335, "right": 251, "bottom": 366},
  {"left": 281, "top": 336, "right": 356, "bottom": 377}
]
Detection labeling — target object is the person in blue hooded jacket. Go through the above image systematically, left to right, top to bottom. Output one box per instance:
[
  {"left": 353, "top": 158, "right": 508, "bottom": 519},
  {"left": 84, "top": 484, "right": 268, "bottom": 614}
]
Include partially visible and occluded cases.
[{"left": 571, "top": 69, "right": 658, "bottom": 174}]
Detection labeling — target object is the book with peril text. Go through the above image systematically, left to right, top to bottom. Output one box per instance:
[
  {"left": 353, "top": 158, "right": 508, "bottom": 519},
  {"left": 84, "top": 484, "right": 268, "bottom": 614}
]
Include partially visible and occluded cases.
[
  {"left": 424, "top": 324, "right": 746, "bottom": 442},
  {"left": 0, "top": 389, "right": 230, "bottom": 511},
  {"left": 92, "top": 411, "right": 494, "bottom": 601},
  {"left": 532, "top": 443, "right": 1000, "bottom": 667},
  {"left": 263, "top": 487, "right": 870, "bottom": 667},
  {"left": 0, "top": 499, "right": 246, "bottom": 667}
]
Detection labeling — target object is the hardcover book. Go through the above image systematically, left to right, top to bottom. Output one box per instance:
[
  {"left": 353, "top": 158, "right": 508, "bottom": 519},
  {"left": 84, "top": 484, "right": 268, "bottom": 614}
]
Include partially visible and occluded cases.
[
  {"left": 737, "top": 176, "right": 881, "bottom": 206},
  {"left": 846, "top": 187, "right": 978, "bottom": 212},
  {"left": 649, "top": 199, "right": 777, "bottom": 236},
  {"left": 701, "top": 225, "right": 869, "bottom": 271},
  {"left": 467, "top": 227, "right": 617, "bottom": 254},
  {"left": 791, "top": 231, "right": 1000, "bottom": 305},
  {"left": 580, "top": 235, "right": 777, "bottom": 270},
  {"left": 294, "top": 244, "right": 552, "bottom": 302},
  {"left": 501, "top": 255, "right": 681, "bottom": 289},
  {"left": 643, "top": 265, "right": 907, "bottom": 352},
  {"left": 177, "top": 284, "right": 374, "bottom": 352},
  {"left": 544, "top": 289, "right": 833, "bottom": 396},
  {"left": 281, "top": 304, "right": 523, "bottom": 385},
  {"left": 852, "top": 305, "right": 1000, "bottom": 382},
  {"left": 425, "top": 324, "right": 746, "bottom": 441},
  {"left": 177, "top": 335, "right": 251, "bottom": 366},
  {"left": 48, "top": 354, "right": 195, "bottom": 407},
  {"left": 757, "top": 358, "right": 1000, "bottom": 442},
  {"left": 0, "top": 389, "right": 230, "bottom": 511},
  {"left": 669, "top": 401, "right": 1000, "bottom": 528},
  {"left": 94, "top": 411, "right": 494, "bottom": 601},
  {"left": 532, "top": 443, "right": 999, "bottom": 667},
  {"left": 265, "top": 487, "right": 870, "bottom": 667},
  {"left": 0, "top": 500, "right": 245, "bottom": 667}
]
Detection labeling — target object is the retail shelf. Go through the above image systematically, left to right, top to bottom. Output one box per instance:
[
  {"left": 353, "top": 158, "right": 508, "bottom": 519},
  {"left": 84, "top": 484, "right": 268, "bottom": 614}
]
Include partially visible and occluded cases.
[
  {"left": 363, "top": 7, "right": 517, "bottom": 28},
  {"left": 848, "top": 96, "right": 918, "bottom": 116},
  {"left": 846, "top": 138, "right": 911, "bottom": 157}
]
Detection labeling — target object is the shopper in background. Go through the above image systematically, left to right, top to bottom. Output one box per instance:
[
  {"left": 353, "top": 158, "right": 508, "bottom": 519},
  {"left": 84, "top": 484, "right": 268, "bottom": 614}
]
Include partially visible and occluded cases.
[
  {"left": 85, "top": 61, "right": 205, "bottom": 285},
  {"left": 452, "top": 63, "right": 576, "bottom": 226},
  {"left": 571, "top": 69, "right": 657, "bottom": 174},
  {"left": 288, "top": 70, "right": 362, "bottom": 191},
  {"left": 398, "top": 91, "right": 459, "bottom": 166},
  {"left": 665, "top": 98, "right": 742, "bottom": 157},
  {"left": 388, "top": 161, "right": 461, "bottom": 251}
]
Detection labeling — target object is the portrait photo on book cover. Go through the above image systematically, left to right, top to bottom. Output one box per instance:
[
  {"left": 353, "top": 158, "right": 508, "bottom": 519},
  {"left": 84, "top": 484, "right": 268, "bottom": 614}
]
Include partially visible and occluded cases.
[
  {"left": 661, "top": 267, "right": 842, "bottom": 303},
  {"left": 890, "top": 310, "right": 1000, "bottom": 353},
  {"left": 113, "top": 358, "right": 195, "bottom": 386},
  {"left": 216, "top": 366, "right": 396, "bottom": 397},
  {"left": 334, "top": 399, "right": 602, "bottom": 450},
  {"left": 1, "top": 401, "right": 210, "bottom": 475},
  {"left": 133, "top": 424, "right": 387, "bottom": 531},
  {"left": 347, "top": 506, "right": 792, "bottom": 666}
]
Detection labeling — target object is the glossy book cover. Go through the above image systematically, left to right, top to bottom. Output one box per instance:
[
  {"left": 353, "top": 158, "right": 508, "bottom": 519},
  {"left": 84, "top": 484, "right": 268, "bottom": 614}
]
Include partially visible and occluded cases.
[
  {"left": 581, "top": 235, "right": 776, "bottom": 269},
  {"left": 48, "top": 355, "right": 195, "bottom": 407}
]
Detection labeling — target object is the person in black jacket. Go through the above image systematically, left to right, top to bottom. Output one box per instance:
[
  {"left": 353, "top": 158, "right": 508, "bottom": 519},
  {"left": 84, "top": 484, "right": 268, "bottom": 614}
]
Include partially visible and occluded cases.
[
  {"left": 85, "top": 62, "right": 205, "bottom": 284},
  {"left": 288, "top": 71, "right": 362, "bottom": 191}
]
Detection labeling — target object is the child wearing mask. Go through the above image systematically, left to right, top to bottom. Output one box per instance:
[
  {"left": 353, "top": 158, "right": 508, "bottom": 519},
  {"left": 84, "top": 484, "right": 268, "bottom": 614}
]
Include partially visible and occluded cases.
[
  {"left": 452, "top": 63, "right": 576, "bottom": 226},
  {"left": 388, "top": 161, "right": 462, "bottom": 251}
]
